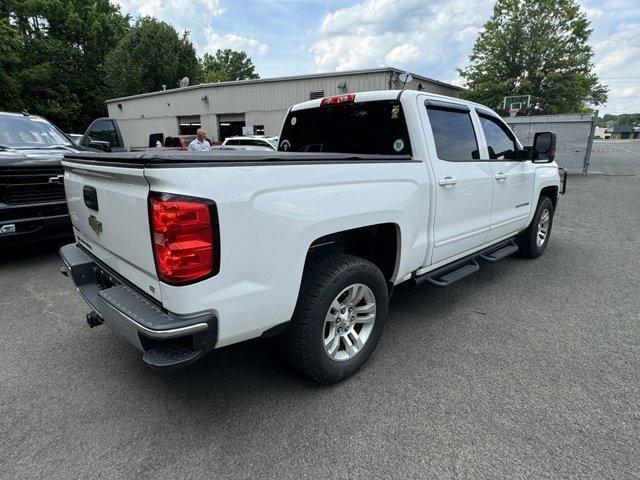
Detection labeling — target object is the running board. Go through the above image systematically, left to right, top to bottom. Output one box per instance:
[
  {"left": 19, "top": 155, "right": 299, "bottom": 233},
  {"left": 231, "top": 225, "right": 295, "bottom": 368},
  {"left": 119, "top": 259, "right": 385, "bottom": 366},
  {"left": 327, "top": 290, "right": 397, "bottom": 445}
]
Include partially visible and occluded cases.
[
  {"left": 414, "top": 238, "right": 517, "bottom": 288},
  {"left": 478, "top": 242, "right": 518, "bottom": 262},
  {"left": 415, "top": 259, "right": 480, "bottom": 287}
]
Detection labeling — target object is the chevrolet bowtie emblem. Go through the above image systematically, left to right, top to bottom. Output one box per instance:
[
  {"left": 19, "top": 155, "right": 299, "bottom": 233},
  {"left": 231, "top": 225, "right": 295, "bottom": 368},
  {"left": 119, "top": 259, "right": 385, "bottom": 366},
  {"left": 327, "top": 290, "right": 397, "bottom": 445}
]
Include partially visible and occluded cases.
[
  {"left": 48, "top": 174, "right": 64, "bottom": 184},
  {"left": 88, "top": 215, "right": 102, "bottom": 234}
]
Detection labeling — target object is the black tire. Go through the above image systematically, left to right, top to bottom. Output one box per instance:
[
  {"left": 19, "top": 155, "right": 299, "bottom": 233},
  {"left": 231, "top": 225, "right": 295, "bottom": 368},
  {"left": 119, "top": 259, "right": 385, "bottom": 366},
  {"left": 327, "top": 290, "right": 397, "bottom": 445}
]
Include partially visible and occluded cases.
[
  {"left": 516, "top": 196, "right": 555, "bottom": 258},
  {"left": 283, "top": 253, "right": 389, "bottom": 384}
]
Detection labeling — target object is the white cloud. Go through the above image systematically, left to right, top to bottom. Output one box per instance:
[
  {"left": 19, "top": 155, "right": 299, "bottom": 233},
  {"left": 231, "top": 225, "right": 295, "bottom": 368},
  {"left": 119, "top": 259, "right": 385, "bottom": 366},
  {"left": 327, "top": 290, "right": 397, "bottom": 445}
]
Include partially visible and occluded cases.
[
  {"left": 113, "top": 0, "right": 267, "bottom": 59},
  {"left": 116, "top": 0, "right": 225, "bottom": 23},
  {"left": 309, "top": 0, "right": 491, "bottom": 80},
  {"left": 311, "top": 0, "right": 640, "bottom": 114},
  {"left": 583, "top": 6, "right": 604, "bottom": 20},
  {"left": 591, "top": 20, "right": 640, "bottom": 114},
  {"left": 204, "top": 28, "right": 268, "bottom": 56},
  {"left": 385, "top": 43, "right": 422, "bottom": 64},
  {"left": 611, "top": 85, "right": 640, "bottom": 98}
]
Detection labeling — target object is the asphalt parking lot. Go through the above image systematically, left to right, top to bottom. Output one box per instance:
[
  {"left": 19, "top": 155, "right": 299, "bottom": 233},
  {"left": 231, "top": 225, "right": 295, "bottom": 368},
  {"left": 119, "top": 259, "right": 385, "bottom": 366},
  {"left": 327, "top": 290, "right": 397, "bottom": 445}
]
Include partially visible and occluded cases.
[
  {"left": 590, "top": 139, "right": 640, "bottom": 175},
  {"left": 1, "top": 148, "right": 639, "bottom": 479}
]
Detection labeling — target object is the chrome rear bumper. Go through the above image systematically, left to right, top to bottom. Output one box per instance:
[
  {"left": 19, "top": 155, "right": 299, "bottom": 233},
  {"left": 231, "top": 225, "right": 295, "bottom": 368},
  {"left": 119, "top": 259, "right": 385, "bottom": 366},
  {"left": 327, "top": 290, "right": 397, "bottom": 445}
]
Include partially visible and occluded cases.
[{"left": 59, "top": 243, "right": 216, "bottom": 369}]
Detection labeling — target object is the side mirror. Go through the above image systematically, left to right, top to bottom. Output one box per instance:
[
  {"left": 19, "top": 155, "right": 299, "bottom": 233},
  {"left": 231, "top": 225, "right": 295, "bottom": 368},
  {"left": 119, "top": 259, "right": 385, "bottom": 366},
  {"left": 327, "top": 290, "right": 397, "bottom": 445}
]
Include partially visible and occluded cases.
[
  {"left": 532, "top": 132, "right": 556, "bottom": 163},
  {"left": 89, "top": 140, "right": 111, "bottom": 152}
]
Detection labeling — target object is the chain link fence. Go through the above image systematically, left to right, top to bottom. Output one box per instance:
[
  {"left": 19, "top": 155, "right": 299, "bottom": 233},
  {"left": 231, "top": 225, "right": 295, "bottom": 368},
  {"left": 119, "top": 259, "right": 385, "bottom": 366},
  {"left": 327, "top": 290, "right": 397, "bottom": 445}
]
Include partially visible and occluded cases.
[{"left": 503, "top": 113, "right": 597, "bottom": 174}]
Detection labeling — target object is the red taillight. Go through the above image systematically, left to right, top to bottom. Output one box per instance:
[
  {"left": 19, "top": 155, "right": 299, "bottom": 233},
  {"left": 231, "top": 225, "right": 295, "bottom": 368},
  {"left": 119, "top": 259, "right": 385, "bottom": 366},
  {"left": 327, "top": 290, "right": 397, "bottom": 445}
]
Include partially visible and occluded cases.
[
  {"left": 320, "top": 93, "right": 355, "bottom": 106},
  {"left": 149, "top": 193, "right": 219, "bottom": 285}
]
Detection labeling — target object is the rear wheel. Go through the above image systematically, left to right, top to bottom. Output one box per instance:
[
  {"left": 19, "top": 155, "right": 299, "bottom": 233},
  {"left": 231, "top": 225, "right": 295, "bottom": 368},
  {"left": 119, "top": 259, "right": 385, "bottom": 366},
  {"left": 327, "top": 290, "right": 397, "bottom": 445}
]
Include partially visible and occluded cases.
[
  {"left": 516, "top": 196, "right": 555, "bottom": 258},
  {"left": 283, "top": 254, "right": 388, "bottom": 384}
]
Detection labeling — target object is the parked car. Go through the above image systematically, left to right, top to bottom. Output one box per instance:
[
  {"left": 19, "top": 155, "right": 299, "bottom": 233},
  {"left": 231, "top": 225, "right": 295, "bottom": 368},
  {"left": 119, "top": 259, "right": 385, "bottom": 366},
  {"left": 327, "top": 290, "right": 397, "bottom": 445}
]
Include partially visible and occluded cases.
[
  {"left": 59, "top": 91, "right": 565, "bottom": 382},
  {"left": 0, "top": 112, "right": 88, "bottom": 244},
  {"left": 77, "top": 117, "right": 126, "bottom": 152},
  {"left": 79, "top": 118, "right": 222, "bottom": 152},
  {"left": 67, "top": 133, "right": 83, "bottom": 145},
  {"left": 136, "top": 134, "right": 197, "bottom": 151},
  {"left": 163, "top": 135, "right": 196, "bottom": 149},
  {"left": 222, "top": 135, "right": 278, "bottom": 150}
]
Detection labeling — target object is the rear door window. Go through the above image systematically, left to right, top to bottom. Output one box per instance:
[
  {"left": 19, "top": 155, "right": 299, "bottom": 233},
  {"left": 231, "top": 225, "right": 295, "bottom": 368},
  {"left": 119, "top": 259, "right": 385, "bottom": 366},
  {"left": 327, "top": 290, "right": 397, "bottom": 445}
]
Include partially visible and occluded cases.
[
  {"left": 279, "top": 100, "right": 411, "bottom": 155},
  {"left": 426, "top": 106, "right": 479, "bottom": 161}
]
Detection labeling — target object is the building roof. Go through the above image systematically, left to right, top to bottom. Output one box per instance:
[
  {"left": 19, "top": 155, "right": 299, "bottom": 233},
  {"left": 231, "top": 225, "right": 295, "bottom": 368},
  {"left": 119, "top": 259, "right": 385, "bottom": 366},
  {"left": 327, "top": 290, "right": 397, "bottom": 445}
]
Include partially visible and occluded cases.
[
  {"left": 106, "top": 67, "right": 463, "bottom": 103},
  {"left": 612, "top": 125, "right": 638, "bottom": 133}
]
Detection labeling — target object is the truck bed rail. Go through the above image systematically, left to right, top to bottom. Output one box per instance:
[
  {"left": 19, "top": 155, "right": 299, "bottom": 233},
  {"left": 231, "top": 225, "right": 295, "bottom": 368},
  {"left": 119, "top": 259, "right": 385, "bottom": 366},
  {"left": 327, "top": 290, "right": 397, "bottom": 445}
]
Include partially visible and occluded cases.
[{"left": 62, "top": 151, "right": 414, "bottom": 168}]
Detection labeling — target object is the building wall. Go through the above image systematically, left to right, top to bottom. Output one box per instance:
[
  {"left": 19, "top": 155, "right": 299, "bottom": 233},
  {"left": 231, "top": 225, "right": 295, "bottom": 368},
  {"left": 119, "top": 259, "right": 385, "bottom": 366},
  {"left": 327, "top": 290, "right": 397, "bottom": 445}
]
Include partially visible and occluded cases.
[
  {"left": 106, "top": 70, "right": 460, "bottom": 147},
  {"left": 610, "top": 131, "right": 639, "bottom": 140}
]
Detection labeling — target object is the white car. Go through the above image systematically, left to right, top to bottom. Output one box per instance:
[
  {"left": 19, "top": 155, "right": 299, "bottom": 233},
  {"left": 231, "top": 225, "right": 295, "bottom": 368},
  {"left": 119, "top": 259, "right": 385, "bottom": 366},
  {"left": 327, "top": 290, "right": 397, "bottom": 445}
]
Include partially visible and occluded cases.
[
  {"left": 59, "top": 90, "right": 565, "bottom": 383},
  {"left": 222, "top": 135, "right": 278, "bottom": 150}
]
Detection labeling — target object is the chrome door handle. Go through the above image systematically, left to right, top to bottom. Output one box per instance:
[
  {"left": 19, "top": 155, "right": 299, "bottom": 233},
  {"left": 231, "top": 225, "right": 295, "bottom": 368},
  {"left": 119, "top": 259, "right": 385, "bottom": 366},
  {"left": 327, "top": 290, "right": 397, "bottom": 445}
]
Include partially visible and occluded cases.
[
  {"left": 494, "top": 172, "right": 508, "bottom": 181},
  {"left": 438, "top": 176, "right": 457, "bottom": 187}
]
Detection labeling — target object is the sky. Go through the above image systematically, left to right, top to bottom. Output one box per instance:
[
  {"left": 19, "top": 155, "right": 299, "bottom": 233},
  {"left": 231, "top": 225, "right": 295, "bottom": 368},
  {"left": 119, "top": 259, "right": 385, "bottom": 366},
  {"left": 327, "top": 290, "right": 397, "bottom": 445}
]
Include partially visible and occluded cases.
[{"left": 113, "top": 0, "right": 639, "bottom": 115}]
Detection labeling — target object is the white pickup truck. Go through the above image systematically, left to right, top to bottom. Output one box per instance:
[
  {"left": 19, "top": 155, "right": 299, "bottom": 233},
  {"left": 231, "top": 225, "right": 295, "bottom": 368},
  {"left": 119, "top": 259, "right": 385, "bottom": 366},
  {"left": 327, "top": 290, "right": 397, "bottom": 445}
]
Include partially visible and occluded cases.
[{"left": 59, "top": 90, "right": 566, "bottom": 383}]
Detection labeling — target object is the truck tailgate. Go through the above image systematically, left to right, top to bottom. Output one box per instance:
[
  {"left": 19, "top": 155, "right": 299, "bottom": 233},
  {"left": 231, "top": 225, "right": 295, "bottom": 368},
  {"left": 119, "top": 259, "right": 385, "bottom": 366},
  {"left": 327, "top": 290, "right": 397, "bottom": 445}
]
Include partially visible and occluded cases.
[{"left": 62, "top": 160, "right": 161, "bottom": 301}]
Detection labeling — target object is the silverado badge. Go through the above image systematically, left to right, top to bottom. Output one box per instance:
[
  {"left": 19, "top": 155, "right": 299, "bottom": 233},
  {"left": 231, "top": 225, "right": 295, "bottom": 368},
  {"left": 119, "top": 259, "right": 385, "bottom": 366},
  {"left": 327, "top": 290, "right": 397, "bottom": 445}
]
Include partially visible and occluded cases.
[{"left": 88, "top": 215, "right": 102, "bottom": 235}]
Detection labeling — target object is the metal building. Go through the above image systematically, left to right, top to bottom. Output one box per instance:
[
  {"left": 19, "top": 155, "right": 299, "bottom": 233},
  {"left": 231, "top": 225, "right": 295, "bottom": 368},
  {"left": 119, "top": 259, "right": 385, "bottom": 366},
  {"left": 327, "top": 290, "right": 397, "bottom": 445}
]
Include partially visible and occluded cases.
[{"left": 105, "top": 67, "right": 462, "bottom": 147}]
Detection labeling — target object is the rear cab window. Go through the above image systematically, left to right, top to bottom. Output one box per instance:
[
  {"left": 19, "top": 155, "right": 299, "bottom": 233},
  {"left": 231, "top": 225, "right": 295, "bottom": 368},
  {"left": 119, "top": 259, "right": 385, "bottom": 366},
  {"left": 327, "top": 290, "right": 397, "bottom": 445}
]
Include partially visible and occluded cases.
[{"left": 279, "top": 100, "right": 412, "bottom": 156}]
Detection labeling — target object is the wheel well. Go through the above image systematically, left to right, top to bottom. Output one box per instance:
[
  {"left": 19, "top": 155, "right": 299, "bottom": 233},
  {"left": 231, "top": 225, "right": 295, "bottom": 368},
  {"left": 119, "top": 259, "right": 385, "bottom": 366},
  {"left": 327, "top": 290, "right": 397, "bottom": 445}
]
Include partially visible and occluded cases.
[
  {"left": 540, "top": 186, "right": 559, "bottom": 208},
  {"left": 307, "top": 224, "right": 400, "bottom": 281}
]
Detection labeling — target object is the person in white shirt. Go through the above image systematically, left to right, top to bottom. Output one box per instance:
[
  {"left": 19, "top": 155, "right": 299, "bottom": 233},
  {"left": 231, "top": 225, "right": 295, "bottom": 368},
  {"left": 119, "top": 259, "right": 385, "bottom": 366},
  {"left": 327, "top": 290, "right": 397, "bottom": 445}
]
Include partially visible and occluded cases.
[{"left": 187, "top": 128, "right": 211, "bottom": 151}]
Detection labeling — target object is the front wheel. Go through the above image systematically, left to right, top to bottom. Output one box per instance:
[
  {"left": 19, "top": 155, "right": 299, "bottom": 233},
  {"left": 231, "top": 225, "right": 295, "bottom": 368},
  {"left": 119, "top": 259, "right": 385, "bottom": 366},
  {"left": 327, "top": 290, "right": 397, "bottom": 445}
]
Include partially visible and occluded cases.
[
  {"left": 516, "top": 196, "right": 555, "bottom": 258},
  {"left": 283, "top": 254, "right": 388, "bottom": 384}
]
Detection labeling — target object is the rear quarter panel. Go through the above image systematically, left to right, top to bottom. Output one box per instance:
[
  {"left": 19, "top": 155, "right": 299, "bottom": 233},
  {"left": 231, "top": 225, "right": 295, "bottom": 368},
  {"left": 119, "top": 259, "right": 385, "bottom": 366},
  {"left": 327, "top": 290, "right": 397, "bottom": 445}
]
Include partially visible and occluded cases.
[{"left": 144, "top": 160, "right": 429, "bottom": 347}]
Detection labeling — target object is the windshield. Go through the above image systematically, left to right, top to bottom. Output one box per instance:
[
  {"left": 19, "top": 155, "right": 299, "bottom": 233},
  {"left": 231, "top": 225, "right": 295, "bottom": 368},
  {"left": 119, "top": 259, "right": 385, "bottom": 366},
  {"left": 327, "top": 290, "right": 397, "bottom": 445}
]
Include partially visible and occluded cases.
[
  {"left": 278, "top": 100, "right": 412, "bottom": 155},
  {"left": 0, "top": 116, "right": 72, "bottom": 148}
]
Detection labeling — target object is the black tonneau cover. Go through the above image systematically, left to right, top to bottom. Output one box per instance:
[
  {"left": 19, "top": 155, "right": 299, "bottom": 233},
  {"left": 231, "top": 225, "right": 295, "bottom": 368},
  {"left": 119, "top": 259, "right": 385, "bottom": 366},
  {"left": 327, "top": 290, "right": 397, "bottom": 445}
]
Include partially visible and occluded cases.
[{"left": 62, "top": 150, "right": 414, "bottom": 168}]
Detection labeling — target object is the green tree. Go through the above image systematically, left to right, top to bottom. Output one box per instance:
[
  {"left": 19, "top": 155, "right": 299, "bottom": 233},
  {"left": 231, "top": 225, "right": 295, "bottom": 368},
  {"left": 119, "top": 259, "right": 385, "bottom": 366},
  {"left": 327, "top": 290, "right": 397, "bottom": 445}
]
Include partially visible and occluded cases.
[
  {"left": 0, "top": 0, "right": 129, "bottom": 131},
  {"left": 458, "top": 0, "right": 607, "bottom": 114},
  {"left": 0, "top": 17, "right": 23, "bottom": 113},
  {"left": 105, "top": 17, "right": 200, "bottom": 99},
  {"left": 201, "top": 49, "right": 259, "bottom": 83},
  {"left": 597, "top": 113, "right": 640, "bottom": 127},
  {"left": 617, "top": 113, "right": 640, "bottom": 126}
]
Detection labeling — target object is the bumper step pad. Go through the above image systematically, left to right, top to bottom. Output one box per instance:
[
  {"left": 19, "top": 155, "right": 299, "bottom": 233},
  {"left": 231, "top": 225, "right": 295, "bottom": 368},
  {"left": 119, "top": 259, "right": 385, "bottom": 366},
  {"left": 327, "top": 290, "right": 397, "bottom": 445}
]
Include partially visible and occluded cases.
[{"left": 143, "top": 345, "right": 203, "bottom": 370}]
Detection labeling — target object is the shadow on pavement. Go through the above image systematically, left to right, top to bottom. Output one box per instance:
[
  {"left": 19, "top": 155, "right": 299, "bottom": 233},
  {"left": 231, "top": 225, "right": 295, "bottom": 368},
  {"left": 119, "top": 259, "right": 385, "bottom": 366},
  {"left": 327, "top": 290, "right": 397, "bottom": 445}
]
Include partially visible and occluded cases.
[{"left": 0, "top": 236, "right": 72, "bottom": 264}]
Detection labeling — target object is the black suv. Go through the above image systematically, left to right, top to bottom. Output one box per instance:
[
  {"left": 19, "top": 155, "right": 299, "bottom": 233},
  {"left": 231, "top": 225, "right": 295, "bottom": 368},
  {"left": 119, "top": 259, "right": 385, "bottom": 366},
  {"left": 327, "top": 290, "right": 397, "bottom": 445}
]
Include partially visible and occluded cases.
[{"left": 0, "top": 112, "right": 88, "bottom": 244}]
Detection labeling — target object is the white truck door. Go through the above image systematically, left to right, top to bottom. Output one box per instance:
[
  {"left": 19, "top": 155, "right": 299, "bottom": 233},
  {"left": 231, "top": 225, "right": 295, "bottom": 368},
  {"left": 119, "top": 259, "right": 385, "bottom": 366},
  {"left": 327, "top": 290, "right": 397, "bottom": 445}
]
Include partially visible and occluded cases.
[
  {"left": 420, "top": 98, "right": 493, "bottom": 264},
  {"left": 476, "top": 112, "right": 535, "bottom": 242}
]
